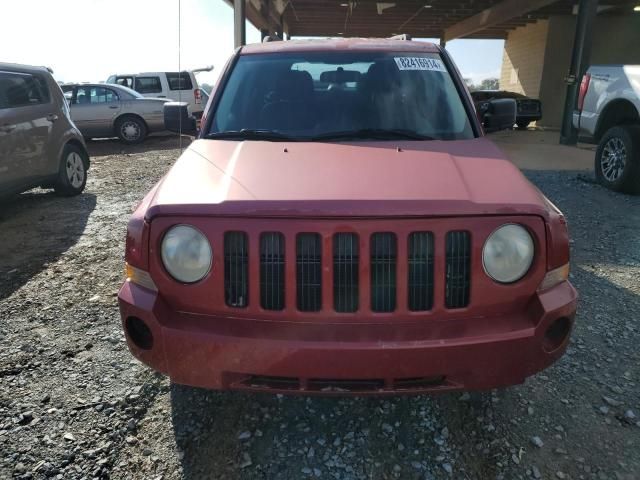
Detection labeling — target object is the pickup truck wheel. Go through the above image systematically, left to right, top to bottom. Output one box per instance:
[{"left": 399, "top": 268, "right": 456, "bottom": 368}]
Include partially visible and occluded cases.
[
  {"left": 116, "top": 116, "right": 147, "bottom": 144},
  {"left": 516, "top": 121, "right": 530, "bottom": 130},
  {"left": 595, "top": 125, "right": 640, "bottom": 194},
  {"left": 54, "top": 144, "right": 88, "bottom": 196}
]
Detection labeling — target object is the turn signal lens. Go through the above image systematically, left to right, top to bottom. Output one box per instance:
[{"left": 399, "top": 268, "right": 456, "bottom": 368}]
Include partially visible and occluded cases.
[
  {"left": 126, "top": 263, "right": 157, "bottom": 291},
  {"left": 538, "top": 263, "right": 570, "bottom": 292}
]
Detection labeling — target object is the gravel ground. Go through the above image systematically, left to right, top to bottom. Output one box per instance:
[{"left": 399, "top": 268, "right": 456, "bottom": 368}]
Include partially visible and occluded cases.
[{"left": 1, "top": 136, "right": 639, "bottom": 480}]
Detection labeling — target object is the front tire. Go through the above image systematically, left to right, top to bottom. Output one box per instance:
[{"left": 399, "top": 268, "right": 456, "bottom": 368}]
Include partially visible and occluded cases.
[
  {"left": 116, "top": 116, "right": 147, "bottom": 144},
  {"left": 595, "top": 125, "right": 640, "bottom": 194},
  {"left": 54, "top": 144, "right": 88, "bottom": 196}
]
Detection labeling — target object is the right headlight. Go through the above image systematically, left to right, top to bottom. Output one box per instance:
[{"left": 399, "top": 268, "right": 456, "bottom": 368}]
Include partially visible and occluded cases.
[
  {"left": 482, "top": 224, "right": 534, "bottom": 283},
  {"left": 161, "top": 225, "right": 212, "bottom": 283}
]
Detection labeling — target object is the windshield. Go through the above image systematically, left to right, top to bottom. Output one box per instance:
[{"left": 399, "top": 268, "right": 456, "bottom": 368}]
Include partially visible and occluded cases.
[{"left": 209, "top": 52, "right": 474, "bottom": 141}]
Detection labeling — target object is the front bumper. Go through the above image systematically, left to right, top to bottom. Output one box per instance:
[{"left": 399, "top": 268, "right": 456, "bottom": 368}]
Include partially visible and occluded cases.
[{"left": 118, "top": 281, "right": 577, "bottom": 395}]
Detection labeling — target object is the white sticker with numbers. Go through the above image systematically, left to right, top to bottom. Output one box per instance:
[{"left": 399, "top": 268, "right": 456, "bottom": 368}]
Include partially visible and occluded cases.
[{"left": 394, "top": 57, "right": 447, "bottom": 72}]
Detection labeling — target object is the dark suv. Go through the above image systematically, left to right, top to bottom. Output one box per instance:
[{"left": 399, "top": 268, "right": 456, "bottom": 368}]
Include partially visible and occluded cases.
[{"left": 0, "top": 63, "right": 90, "bottom": 199}]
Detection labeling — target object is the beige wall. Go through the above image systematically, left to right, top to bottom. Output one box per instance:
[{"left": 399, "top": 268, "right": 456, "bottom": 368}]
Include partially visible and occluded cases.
[
  {"left": 500, "top": 14, "right": 640, "bottom": 129},
  {"left": 499, "top": 20, "right": 549, "bottom": 99}
]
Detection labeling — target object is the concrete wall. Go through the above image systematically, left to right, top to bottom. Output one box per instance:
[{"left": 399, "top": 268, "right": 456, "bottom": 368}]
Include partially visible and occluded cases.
[
  {"left": 500, "top": 13, "right": 640, "bottom": 129},
  {"left": 499, "top": 20, "right": 549, "bottom": 99}
]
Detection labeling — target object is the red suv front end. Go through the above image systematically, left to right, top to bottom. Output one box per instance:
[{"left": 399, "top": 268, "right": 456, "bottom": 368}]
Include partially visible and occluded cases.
[{"left": 118, "top": 39, "right": 577, "bottom": 395}]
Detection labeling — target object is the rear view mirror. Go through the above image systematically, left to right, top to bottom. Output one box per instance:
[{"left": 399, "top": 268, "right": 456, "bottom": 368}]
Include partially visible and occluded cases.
[
  {"left": 481, "top": 98, "right": 517, "bottom": 132},
  {"left": 164, "top": 102, "right": 198, "bottom": 136}
]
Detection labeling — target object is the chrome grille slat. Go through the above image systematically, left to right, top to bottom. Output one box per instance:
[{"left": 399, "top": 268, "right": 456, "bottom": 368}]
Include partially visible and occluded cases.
[
  {"left": 445, "top": 231, "right": 471, "bottom": 309},
  {"left": 224, "top": 232, "right": 248, "bottom": 307},
  {"left": 260, "top": 232, "right": 285, "bottom": 310},
  {"left": 371, "top": 232, "right": 397, "bottom": 313},
  {"left": 408, "top": 232, "right": 434, "bottom": 311},
  {"left": 296, "top": 233, "right": 322, "bottom": 312},
  {"left": 333, "top": 233, "right": 359, "bottom": 313}
]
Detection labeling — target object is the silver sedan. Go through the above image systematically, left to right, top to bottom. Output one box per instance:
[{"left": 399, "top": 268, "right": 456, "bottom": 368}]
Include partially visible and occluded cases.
[{"left": 61, "top": 83, "right": 168, "bottom": 144}]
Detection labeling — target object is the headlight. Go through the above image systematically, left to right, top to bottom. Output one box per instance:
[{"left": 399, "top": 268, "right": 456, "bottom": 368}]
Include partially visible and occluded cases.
[
  {"left": 482, "top": 224, "right": 534, "bottom": 283},
  {"left": 161, "top": 225, "right": 212, "bottom": 283}
]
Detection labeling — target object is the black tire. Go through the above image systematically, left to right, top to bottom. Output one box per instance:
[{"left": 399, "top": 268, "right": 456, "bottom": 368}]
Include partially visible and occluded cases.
[
  {"left": 116, "top": 115, "right": 147, "bottom": 144},
  {"left": 516, "top": 121, "right": 530, "bottom": 130},
  {"left": 595, "top": 125, "right": 640, "bottom": 194},
  {"left": 54, "top": 144, "right": 88, "bottom": 196}
]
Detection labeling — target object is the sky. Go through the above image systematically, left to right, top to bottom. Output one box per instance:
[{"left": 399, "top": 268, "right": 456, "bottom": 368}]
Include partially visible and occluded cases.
[{"left": 0, "top": 0, "right": 504, "bottom": 86}]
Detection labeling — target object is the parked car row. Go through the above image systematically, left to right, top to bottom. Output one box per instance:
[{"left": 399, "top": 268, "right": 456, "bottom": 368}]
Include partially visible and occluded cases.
[
  {"left": 0, "top": 62, "right": 216, "bottom": 199},
  {"left": 105, "top": 71, "right": 205, "bottom": 120},
  {"left": 61, "top": 83, "right": 168, "bottom": 144}
]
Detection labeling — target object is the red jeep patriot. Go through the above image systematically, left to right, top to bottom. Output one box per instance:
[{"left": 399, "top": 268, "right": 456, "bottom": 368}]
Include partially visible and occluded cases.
[{"left": 118, "top": 39, "right": 577, "bottom": 395}]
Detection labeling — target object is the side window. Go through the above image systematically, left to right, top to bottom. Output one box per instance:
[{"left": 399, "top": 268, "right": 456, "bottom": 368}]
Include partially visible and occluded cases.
[
  {"left": 0, "top": 71, "right": 47, "bottom": 109},
  {"left": 166, "top": 72, "right": 193, "bottom": 90},
  {"left": 34, "top": 75, "right": 51, "bottom": 103},
  {"left": 115, "top": 76, "right": 133, "bottom": 89},
  {"left": 135, "top": 76, "right": 162, "bottom": 94},
  {"left": 75, "top": 87, "right": 118, "bottom": 104},
  {"left": 91, "top": 87, "right": 118, "bottom": 103}
]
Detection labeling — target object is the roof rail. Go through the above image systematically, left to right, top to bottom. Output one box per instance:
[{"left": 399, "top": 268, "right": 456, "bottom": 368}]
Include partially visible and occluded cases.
[
  {"left": 389, "top": 34, "right": 412, "bottom": 41},
  {"left": 263, "top": 35, "right": 282, "bottom": 43}
]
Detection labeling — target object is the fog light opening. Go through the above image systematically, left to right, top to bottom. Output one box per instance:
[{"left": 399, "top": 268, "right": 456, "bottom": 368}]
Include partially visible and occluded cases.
[
  {"left": 126, "top": 316, "right": 153, "bottom": 350},
  {"left": 543, "top": 317, "right": 571, "bottom": 353}
]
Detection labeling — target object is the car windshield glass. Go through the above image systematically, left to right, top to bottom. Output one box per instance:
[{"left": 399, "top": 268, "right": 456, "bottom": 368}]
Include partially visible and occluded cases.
[{"left": 209, "top": 51, "right": 474, "bottom": 141}]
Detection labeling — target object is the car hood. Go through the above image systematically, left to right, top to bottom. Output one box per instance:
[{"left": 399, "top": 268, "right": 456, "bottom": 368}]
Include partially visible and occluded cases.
[{"left": 146, "top": 137, "right": 550, "bottom": 218}]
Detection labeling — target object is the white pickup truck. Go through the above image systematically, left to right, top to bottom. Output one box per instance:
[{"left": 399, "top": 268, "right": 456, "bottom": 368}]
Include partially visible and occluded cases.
[{"left": 573, "top": 65, "right": 640, "bottom": 194}]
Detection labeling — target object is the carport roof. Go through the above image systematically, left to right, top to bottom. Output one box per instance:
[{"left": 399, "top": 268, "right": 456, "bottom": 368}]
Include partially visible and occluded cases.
[{"left": 236, "top": 0, "right": 637, "bottom": 41}]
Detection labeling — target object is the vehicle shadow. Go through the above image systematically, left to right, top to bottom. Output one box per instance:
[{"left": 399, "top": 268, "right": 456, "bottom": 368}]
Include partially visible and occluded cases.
[
  {"left": 86, "top": 134, "right": 193, "bottom": 158},
  {"left": 0, "top": 190, "right": 96, "bottom": 301}
]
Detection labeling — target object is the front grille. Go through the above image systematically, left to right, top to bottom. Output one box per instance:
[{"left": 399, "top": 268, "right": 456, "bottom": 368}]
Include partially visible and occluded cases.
[
  {"left": 222, "top": 227, "right": 474, "bottom": 313},
  {"left": 445, "top": 231, "right": 471, "bottom": 309},
  {"left": 224, "top": 232, "right": 248, "bottom": 307},
  {"left": 260, "top": 232, "right": 285, "bottom": 310},
  {"left": 408, "top": 232, "right": 434, "bottom": 311},
  {"left": 296, "top": 233, "right": 322, "bottom": 312},
  {"left": 333, "top": 233, "right": 359, "bottom": 313},
  {"left": 370, "top": 233, "right": 397, "bottom": 312}
]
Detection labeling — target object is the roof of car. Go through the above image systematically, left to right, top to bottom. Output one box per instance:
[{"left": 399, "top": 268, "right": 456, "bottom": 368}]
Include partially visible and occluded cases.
[
  {"left": 241, "top": 38, "right": 441, "bottom": 55},
  {"left": 0, "top": 62, "right": 53, "bottom": 75},
  {"left": 64, "top": 82, "right": 132, "bottom": 90}
]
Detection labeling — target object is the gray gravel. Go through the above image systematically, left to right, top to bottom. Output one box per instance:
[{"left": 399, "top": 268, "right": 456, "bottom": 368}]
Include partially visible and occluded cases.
[{"left": 1, "top": 137, "right": 639, "bottom": 479}]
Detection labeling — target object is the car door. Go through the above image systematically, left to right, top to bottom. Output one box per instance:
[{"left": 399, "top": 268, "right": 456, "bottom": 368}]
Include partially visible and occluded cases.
[
  {"left": 0, "top": 70, "right": 52, "bottom": 192},
  {"left": 70, "top": 86, "right": 121, "bottom": 137}
]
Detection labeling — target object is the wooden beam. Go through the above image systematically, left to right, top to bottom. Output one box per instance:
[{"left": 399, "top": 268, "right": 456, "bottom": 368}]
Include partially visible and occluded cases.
[{"left": 443, "top": 0, "right": 560, "bottom": 41}]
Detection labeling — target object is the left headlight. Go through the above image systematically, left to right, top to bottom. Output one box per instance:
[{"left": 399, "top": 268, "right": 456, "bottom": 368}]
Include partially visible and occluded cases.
[
  {"left": 482, "top": 224, "right": 534, "bottom": 283},
  {"left": 161, "top": 225, "right": 212, "bottom": 283}
]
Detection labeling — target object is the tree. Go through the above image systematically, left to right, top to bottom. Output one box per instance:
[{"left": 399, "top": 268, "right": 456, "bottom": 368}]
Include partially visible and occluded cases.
[{"left": 479, "top": 78, "right": 499, "bottom": 90}]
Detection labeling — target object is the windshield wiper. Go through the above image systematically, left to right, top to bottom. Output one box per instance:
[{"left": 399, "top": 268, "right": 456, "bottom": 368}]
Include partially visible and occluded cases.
[
  {"left": 311, "top": 128, "right": 434, "bottom": 141},
  {"left": 205, "top": 129, "right": 298, "bottom": 141}
]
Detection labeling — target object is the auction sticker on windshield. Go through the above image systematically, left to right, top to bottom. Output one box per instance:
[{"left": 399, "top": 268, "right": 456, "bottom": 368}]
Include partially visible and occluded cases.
[{"left": 394, "top": 57, "right": 447, "bottom": 72}]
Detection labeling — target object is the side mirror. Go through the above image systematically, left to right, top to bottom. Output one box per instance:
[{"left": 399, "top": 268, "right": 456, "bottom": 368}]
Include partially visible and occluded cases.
[
  {"left": 481, "top": 98, "right": 517, "bottom": 132},
  {"left": 164, "top": 102, "right": 198, "bottom": 136}
]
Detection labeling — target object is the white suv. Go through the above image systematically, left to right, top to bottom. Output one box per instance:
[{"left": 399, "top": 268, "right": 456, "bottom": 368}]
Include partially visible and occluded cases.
[{"left": 106, "top": 71, "right": 204, "bottom": 119}]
